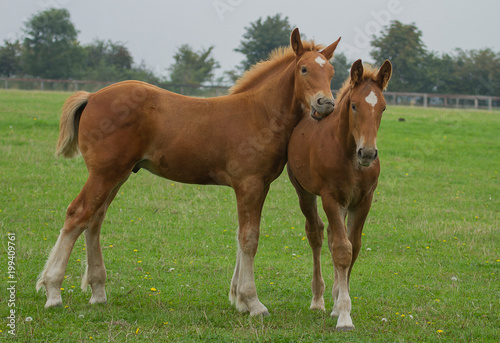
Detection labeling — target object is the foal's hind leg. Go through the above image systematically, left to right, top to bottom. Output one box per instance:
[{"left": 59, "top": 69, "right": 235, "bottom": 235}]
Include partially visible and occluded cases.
[
  {"left": 288, "top": 166, "right": 326, "bottom": 310},
  {"left": 37, "top": 174, "right": 126, "bottom": 308},
  {"left": 81, "top": 181, "right": 127, "bottom": 304},
  {"left": 229, "top": 235, "right": 243, "bottom": 309}
]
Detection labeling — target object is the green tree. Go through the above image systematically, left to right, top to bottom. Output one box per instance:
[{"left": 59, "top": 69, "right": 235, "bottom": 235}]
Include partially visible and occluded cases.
[
  {"left": 22, "top": 8, "right": 84, "bottom": 79},
  {"left": 235, "top": 14, "right": 293, "bottom": 70},
  {"left": 370, "top": 21, "right": 428, "bottom": 92},
  {"left": 81, "top": 39, "right": 134, "bottom": 81},
  {"left": 0, "top": 40, "right": 23, "bottom": 77},
  {"left": 85, "top": 40, "right": 133, "bottom": 71},
  {"left": 168, "top": 44, "right": 220, "bottom": 86},
  {"left": 454, "top": 48, "right": 500, "bottom": 96},
  {"left": 423, "top": 49, "right": 500, "bottom": 96},
  {"left": 331, "top": 52, "right": 351, "bottom": 91},
  {"left": 424, "top": 52, "right": 458, "bottom": 94},
  {"left": 127, "top": 62, "right": 161, "bottom": 85}
]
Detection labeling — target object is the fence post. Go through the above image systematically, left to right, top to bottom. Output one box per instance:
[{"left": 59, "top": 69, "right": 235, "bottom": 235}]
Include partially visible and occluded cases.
[
  {"left": 423, "top": 93, "right": 428, "bottom": 108},
  {"left": 488, "top": 97, "right": 492, "bottom": 111},
  {"left": 474, "top": 98, "right": 478, "bottom": 109}
]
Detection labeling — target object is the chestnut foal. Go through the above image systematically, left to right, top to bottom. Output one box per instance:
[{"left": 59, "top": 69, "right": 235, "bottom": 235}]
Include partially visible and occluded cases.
[{"left": 287, "top": 59, "right": 392, "bottom": 329}]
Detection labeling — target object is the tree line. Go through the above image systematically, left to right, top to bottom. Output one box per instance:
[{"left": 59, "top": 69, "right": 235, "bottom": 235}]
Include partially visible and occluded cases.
[
  {"left": 1, "top": 8, "right": 499, "bottom": 96},
  {"left": 0, "top": 9, "right": 158, "bottom": 85}
]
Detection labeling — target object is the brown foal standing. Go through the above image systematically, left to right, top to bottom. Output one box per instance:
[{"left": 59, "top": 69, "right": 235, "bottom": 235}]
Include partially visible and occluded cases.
[
  {"left": 37, "top": 28, "right": 341, "bottom": 316},
  {"left": 287, "top": 59, "right": 392, "bottom": 329}
]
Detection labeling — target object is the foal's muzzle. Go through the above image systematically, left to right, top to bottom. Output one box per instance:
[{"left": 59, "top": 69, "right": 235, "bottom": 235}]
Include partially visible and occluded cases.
[
  {"left": 311, "top": 96, "right": 335, "bottom": 120},
  {"left": 357, "top": 147, "right": 378, "bottom": 167}
]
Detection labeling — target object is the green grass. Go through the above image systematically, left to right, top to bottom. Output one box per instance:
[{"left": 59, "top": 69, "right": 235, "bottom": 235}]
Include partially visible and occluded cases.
[{"left": 0, "top": 89, "right": 499, "bottom": 342}]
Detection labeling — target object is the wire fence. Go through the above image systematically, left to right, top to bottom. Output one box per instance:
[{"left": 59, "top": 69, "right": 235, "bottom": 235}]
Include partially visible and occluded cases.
[
  {"left": 0, "top": 77, "right": 230, "bottom": 97},
  {"left": 2, "top": 77, "right": 500, "bottom": 110},
  {"left": 385, "top": 92, "right": 500, "bottom": 110}
]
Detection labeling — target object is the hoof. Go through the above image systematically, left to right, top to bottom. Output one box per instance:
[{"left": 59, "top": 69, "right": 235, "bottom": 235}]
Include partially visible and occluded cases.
[
  {"left": 43, "top": 290, "right": 63, "bottom": 308},
  {"left": 230, "top": 293, "right": 268, "bottom": 316},
  {"left": 89, "top": 295, "right": 107, "bottom": 305},
  {"left": 310, "top": 297, "right": 326, "bottom": 311},
  {"left": 234, "top": 298, "right": 250, "bottom": 313},
  {"left": 45, "top": 299, "right": 63, "bottom": 308},
  {"left": 89, "top": 299, "right": 107, "bottom": 306},
  {"left": 249, "top": 302, "right": 269, "bottom": 316},
  {"left": 250, "top": 309, "right": 270, "bottom": 317},
  {"left": 336, "top": 326, "right": 355, "bottom": 332}
]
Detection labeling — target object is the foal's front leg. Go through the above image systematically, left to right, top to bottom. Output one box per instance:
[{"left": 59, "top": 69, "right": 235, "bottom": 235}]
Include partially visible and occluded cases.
[
  {"left": 288, "top": 166, "right": 326, "bottom": 310},
  {"left": 229, "top": 180, "right": 270, "bottom": 316},
  {"left": 346, "top": 195, "right": 374, "bottom": 282},
  {"left": 322, "top": 196, "right": 354, "bottom": 330},
  {"left": 304, "top": 201, "right": 326, "bottom": 311}
]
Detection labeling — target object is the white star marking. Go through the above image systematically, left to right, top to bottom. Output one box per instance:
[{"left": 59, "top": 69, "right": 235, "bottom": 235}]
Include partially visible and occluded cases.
[
  {"left": 315, "top": 56, "right": 326, "bottom": 67},
  {"left": 365, "top": 91, "right": 378, "bottom": 107}
]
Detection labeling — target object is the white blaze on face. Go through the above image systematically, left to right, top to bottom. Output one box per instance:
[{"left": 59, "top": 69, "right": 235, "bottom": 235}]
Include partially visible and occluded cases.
[
  {"left": 315, "top": 56, "right": 326, "bottom": 67},
  {"left": 365, "top": 91, "right": 378, "bottom": 107}
]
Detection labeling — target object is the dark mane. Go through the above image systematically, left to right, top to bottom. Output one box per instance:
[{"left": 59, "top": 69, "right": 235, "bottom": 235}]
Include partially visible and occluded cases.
[
  {"left": 230, "top": 41, "right": 324, "bottom": 94},
  {"left": 334, "top": 64, "right": 381, "bottom": 104}
]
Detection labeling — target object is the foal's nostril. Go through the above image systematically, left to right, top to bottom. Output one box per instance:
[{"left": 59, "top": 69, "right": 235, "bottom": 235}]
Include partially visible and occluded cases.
[
  {"left": 312, "top": 97, "right": 335, "bottom": 117},
  {"left": 316, "top": 97, "right": 334, "bottom": 107},
  {"left": 322, "top": 99, "right": 335, "bottom": 114},
  {"left": 357, "top": 148, "right": 377, "bottom": 165}
]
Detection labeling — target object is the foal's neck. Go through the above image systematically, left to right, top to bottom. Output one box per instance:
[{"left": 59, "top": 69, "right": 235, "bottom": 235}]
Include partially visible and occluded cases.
[
  {"left": 258, "top": 61, "right": 304, "bottom": 128},
  {"left": 336, "top": 94, "right": 357, "bottom": 156}
]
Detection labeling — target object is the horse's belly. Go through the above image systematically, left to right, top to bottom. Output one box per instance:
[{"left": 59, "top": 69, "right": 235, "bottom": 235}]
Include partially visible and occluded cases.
[{"left": 137, "top": 153, "right": 224, "bottom": 185}]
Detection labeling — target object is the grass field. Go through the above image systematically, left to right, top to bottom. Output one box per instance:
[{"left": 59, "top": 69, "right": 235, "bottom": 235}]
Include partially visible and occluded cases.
[{"left": 0, "top": 89, "right": 499, "bottom": 342}]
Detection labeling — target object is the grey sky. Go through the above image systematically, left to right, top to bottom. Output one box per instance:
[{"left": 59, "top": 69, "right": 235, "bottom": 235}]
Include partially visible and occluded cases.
[{"left": 1, "top": 0, "right": 499, "bottom": 78}]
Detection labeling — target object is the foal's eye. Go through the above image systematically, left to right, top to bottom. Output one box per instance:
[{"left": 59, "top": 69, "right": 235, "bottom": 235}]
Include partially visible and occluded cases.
[
  {"left": 301, "top": 66, "right": 307, "bottom": 74},
  {"left": 351, "top": 104, "right": 357, "bottom": 111},
  {"left": 383, "top": 106, "right": 387, "bottom": 112}
]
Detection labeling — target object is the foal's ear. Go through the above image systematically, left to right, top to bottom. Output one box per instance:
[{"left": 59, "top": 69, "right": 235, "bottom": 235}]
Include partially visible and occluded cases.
[
  {"left": 291, "top": 28, "right": 305, "bottom": 57},
  {"left": 320, "top": 37, "right": 341, "bottom": 60},
  {"left": 350, "top": 59, "right": 364, "bottom": 88},
  {"left": 377, "top": 60, "right": 392, "bottom": 90}
]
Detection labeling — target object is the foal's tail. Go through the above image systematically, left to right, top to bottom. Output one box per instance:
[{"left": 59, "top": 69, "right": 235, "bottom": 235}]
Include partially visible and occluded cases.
[{"left": 55, "top": 91, "right": 91, "bottom": 158}]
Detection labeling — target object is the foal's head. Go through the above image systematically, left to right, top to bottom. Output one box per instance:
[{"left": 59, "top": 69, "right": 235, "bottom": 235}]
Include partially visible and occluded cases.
[
  {"left": 291, "top": 28, "right": 340, "bottom": 120},
  {"left": 347, "top": 59, "right": 392, "bottom": 167}
]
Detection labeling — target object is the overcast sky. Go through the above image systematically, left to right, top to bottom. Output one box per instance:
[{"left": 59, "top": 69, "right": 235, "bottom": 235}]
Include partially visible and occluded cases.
[{"left": 1, "top": 0, "right": 499, "bottom": 78}]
